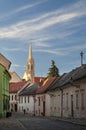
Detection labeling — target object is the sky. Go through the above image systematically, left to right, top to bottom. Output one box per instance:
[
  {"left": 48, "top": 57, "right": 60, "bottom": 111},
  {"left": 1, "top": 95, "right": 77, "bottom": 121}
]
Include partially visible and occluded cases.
[{"left": 0, "top": 0, "right": 86, "bottom": 78}]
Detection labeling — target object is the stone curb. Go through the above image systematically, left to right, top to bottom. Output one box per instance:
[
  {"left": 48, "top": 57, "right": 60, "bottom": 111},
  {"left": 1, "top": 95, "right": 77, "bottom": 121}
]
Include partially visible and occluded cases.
[{"left": 47, "top": 117, "right": 86, "bottom": 127}]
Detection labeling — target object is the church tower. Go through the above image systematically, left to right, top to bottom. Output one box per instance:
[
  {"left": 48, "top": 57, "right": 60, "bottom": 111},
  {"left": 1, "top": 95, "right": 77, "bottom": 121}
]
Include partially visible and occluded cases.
[{"left": 23, "top": 44, "right": 35, "bottom": 82}]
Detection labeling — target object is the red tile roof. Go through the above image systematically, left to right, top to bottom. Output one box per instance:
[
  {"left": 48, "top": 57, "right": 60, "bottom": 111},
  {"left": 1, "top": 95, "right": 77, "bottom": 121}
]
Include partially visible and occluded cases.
[
  {"left": 9, "top": 76, "right": 46, "bottom": 93},
  {"left": 34, "top": 77, "right": 46, "bottom": 83},
  {"left": 36, "top": 77, "right": 59, "bottom": 94},
  {"left": 9, "top": 80, "right": 27, "bottom": 93}
]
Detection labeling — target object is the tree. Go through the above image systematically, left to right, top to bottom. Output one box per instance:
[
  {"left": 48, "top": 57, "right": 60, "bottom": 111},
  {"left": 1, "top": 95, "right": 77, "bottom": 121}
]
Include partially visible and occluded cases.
[{"left": 47, "top": 60, "right": 59, "bottom": 77}]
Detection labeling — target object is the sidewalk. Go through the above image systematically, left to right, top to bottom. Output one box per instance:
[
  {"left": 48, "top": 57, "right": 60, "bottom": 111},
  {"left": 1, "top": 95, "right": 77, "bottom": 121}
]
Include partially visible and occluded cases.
[
  {"left": 48, "top": 116, "right": 86, "bottom": 126},
  {"left": 0, "top": 118, "right": 26, "bottom": 130}
]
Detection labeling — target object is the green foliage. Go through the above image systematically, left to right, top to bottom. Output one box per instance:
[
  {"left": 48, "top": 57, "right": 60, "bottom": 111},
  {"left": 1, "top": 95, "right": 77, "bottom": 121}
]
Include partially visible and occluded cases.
[{"left": 47, "top": 60, "right": 59, "bottom": 77}]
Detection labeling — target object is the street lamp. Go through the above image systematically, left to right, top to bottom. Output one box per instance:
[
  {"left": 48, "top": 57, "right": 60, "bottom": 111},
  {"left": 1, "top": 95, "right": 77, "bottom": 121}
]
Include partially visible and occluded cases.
[{"left": 80, "top": 51, "right": 84, "bottom": 66}]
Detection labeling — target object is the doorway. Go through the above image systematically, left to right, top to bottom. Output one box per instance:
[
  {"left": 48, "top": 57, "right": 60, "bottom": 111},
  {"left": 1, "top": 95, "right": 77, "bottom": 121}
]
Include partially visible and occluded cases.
[
  {"left": 71, "top": 95, "right": 74, "bottom": 117},
  {"left": 43, "top": 101, "right": 45, "bottom": 116},
  {"left": 15, "top": 104, "right": 17, "bottom": 112}
]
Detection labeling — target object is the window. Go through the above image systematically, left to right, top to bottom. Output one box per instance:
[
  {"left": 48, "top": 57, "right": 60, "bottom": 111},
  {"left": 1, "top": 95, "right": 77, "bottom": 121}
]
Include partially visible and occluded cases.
[
  {"left": 81, "top": 91, "right": 85, "bottom": 109},
  {"left": 63, "top": 93, "right": 65, "bottom": 108},
  {"left": 66, "top": 93, "right": 68, "bottom": 110},
  {"left": 76, "top": 93, "right": 79, "bottom": 109},
  {"left": 3, "top": 95, "right": 9, "bottom": 110},
  {"left": 12, "top": 95, "right": 13, "bottom": 101},
  {"left": 15, "top": 95, "right": 17, "bottom": 100},
  {"left": 20, "top": 96, "right": 23, "bottom": 103},
  {"left": 25, "top": 96, "right": 26, "bottom": 103},
  {"left": 28, "top": 96, "right": 29, "bottom": 103},
  {"left": 19, "top": 97, "right": 20, "bottom": 103},
  {"left": 38, "top": 97, "right": 40, "bottom": 106},
  {"left": 54, "top": 107, "right": 56, "bottom": 110}
]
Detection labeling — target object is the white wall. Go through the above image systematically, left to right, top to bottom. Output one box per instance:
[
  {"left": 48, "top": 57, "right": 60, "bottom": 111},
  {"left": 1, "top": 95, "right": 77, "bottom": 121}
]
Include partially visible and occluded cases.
[
  {"left": 10, "top": 93, "right": 17, "bottom": 111},
  {"left": 18, "top": 95, "right": 34, "bottom": 115}
]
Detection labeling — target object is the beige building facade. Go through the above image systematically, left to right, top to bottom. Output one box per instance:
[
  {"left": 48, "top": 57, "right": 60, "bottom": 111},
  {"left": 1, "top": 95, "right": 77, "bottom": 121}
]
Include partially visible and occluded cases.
[
  {"left": 49, "top": 65, "right": 86, "bottom": 118},
  {"left": 10, "top": 72, "right": 21, "bottom": 83},
  {"left": 35, "top": 94, "right": 50, "bottom": 116}
]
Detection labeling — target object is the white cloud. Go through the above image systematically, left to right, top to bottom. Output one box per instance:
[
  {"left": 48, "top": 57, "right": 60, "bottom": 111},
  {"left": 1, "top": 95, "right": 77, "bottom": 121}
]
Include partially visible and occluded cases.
[
  {"left": 0, "top": 0, "right": 85, "bottom": 51},
  {"left": 0, "top": 0, "right": 48, "bottom": 21},
  {"left": 14, "top": 1, "right": 46, "bottom": 13},
  {"left": 0, "top": 12, "right": 82, "bottom": 40},
  {"left": 34, "top": 43, "right": 86, "bottom": 56},
  {"left": 57, "top": 44, "right": 86, "bottom": 52},
  {"left": 3, "top": 47, "right": 28, "bottom": 52},
  {"left": 3, "top": 48, "right": 21, "bottom": 51},
  {"left": 34, "top": 48, "right": 68, "bottom": 56},
  {"left": 11, "top": 64, "right": 26, "bottom": 68},
  {"left": 11, "top": 64, "right": 21, "bottom": 67}
]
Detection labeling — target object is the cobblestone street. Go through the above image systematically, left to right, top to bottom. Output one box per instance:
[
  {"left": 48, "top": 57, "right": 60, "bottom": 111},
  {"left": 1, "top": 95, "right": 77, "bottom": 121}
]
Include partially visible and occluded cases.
[{"left": 0, "top": 112, "right": 86, "bottom": 130}]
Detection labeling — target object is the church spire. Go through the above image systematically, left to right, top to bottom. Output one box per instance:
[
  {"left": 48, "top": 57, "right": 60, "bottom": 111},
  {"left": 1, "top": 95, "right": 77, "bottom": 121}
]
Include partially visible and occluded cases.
[
  {"left": 23, "top": 43, "right": 35, "bottom": 83},
  {"left": 28, "top": 43, "right": 33, "bottom": 60}
]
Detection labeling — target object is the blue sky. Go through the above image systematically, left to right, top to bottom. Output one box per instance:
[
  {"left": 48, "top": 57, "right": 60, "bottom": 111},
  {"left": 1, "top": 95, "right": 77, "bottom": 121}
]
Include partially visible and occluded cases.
[{"left": 0, "top": 0, "right": 86, "bottom": 78}]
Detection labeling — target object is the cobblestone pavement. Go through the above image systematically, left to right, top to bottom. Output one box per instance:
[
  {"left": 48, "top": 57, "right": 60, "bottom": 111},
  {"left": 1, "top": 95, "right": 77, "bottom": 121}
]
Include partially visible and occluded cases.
[{"left": 0, "top": 112, "right": 86, "bottom": 130}]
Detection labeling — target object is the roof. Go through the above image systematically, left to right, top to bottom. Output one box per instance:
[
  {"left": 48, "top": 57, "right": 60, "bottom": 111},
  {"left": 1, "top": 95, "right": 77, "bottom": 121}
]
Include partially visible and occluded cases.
[
  {"left": 0, "top": 53, "right": 11, "bottom": 70},
  {"left": 49, "top": 64, "right": 86, "bottom": 91},
  {"left": 9, "top": 71, "right": 22, "bottom": 83},
  {"left": 9, "top": 72, "right": 15, "bottom": 75},
  {"left": 34, "top": 77, "right": 46, "bottom": 83},
  {"left": 36, "top": 77, "right": 59, "bottom": 94},
  {"left": 10, "top": 80, "right": 27, "bottom": 93},
  {"left": 19, "top": 82, "right": 42, "bottom": 96}
]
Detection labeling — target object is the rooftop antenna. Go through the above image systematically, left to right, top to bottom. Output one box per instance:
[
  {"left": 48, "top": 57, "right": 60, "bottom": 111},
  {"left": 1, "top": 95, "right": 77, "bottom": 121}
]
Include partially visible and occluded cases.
[{"left": 80, "top": 51, "right": 84, "bottom": 66}]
